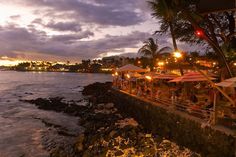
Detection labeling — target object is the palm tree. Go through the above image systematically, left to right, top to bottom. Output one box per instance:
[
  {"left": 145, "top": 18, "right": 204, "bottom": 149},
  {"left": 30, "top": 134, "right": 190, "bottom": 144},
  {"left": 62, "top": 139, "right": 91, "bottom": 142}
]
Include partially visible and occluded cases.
[
  {"left": 148, "top": 0, "right": 178, "bottom": 51},
  {"left": 148, "top": 0, "right": 234, "bottom": 78},
  {"left": 171, "top": 0, "right": 234, "bottom": 78},
  {"left": 138, "top": 38, "right": 172, "bottom": 71}
]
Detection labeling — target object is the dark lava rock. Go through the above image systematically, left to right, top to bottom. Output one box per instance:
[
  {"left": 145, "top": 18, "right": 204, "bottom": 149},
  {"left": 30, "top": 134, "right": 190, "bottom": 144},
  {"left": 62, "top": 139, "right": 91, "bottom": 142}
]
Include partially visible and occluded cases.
[
  {"left": 82, "top": 82, "right": 112, "bottom": 96},
  {"left": 24, "top": 92, "right": 33, "bottom": 95},
  {"left": 22, "top": 97, "right": 89, "bottom": 116},
  {"left": 115, "top": 150, "right": 124, "bottom": 156}
]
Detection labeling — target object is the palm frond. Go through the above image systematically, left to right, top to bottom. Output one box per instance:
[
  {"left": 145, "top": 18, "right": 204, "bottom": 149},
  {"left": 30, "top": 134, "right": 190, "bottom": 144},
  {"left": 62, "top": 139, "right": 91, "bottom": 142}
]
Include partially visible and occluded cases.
[
  {"left": 158, "top": 46, "right": 172, "bottom": 54},
  {"left": 138, "top": 47, "right": 152, "bottom": 57}
]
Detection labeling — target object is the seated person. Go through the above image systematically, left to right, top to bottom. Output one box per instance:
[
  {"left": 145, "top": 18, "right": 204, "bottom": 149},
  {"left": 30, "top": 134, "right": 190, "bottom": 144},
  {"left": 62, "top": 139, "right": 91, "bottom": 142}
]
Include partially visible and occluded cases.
[
  {"left": 136, "top": 86, "right": 142, "bottom": 97},
  {"left": 141, "top": 86, "right": 145, "bottom": 96},
  {"left": 146, "top": 88, "right": 151, "bottom": 96},
  {"left": 155, "top": 89, "right": 161, "bottom": 100},
  {"left": 190, "top": 93, "right": 198, "bottom": 103},
  {"left": 203, "top": 99, "right": 213, "bottom": 110}
]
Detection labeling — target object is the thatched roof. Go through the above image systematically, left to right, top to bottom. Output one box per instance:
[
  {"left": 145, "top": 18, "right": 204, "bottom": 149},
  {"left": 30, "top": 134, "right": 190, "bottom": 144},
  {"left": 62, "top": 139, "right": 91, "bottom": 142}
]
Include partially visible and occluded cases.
[{"left": 197, "top": 0, "right": 236, "bottom": 13}]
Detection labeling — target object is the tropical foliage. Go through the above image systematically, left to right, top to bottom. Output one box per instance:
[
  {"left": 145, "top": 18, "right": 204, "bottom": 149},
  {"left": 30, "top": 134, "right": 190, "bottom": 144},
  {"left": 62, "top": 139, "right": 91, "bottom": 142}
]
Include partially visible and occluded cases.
[
  {"left": 147, "top": 0, "right": 236, "bottom": 79},
  {"left": 148, "top": 0, "right": 178, "bottom": 50},
  {"left": 138, "top": 38, "right": 172, "bottom": 71}
]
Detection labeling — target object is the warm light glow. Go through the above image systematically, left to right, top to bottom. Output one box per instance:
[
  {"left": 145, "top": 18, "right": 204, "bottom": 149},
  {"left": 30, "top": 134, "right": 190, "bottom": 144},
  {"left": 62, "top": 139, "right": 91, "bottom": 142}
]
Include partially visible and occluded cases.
[
  {"left": 195, "top": 30, "right": 203, "bottom": 37},
  {"left": 173, "top": 51, "right": 182, "bottom": 58},
  {"left": 0, "top": 59, "right": 22, "bottom": 66},
  {"left": 138, "top": 60, "right": 141, "bottom": 64},
  {"left": 158, "top": 61, "right": 164, "bottom": 66},
  {"left": 234, "top": 63, "right": 236, "bottom": 66},
  {"left": 101, "top": 68, "right": 112, "bottom": 71},
  {"left": 115, "top": 72, "right": 118, "bottom": 76},
  {"left": 112, "top": 74, "right": 115, "bottom": 76},
  {"left": 126, "top": 74, "right": 130, "bottom": 79},
  {"left": 145, "top": 75, "right": 152, "bottom": 80}
]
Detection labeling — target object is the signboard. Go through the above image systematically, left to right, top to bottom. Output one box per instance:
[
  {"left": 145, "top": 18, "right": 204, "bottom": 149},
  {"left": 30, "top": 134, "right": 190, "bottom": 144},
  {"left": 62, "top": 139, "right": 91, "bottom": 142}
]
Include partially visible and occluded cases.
[{"left": 197, "top": 0, "right": 236, "bottom": 13}]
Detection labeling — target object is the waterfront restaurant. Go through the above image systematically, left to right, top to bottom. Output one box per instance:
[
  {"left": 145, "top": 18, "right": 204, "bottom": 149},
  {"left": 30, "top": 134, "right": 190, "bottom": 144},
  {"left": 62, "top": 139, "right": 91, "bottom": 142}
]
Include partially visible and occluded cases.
[{"left": 112, "top": 64, "right": 236, "bottom": 129}]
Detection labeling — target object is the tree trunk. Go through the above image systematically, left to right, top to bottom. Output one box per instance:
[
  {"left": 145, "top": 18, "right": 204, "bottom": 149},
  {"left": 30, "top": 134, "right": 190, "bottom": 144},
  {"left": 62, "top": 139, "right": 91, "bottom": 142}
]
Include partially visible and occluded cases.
[
  {"left": 184, "top": 11, "right": 233, "bottom": 78},
  {"left": 169, "top": 21, "right": 184, "bottom": 75},
  {"left": 169, "top": 21, "right": 178, "bottom": 51},
  {"left": 150, "top": 57, "right": 155, "bottom": 72}
]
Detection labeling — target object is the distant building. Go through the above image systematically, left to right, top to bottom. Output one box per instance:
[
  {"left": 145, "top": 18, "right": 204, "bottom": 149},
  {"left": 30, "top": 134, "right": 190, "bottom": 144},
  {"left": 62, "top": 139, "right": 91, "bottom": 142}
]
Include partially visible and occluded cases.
[{"left": 102, "top": 56, "right": 120, "bottom": 64}]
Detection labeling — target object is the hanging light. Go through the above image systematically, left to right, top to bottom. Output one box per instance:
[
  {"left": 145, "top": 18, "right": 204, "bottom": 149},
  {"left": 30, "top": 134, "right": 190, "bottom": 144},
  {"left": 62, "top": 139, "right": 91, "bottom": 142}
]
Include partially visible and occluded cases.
[
  {"left": 195, "top": 29, "right": 203, "bottom": 37},
  {"left": 173, "top": 51, "right": 182, "bottom": 58},
  {"left": 158, "top": 61, "right": 165, "bottom": 66},
  {"left": 145, "top": 75, "right": 152, "bottom": 80}
]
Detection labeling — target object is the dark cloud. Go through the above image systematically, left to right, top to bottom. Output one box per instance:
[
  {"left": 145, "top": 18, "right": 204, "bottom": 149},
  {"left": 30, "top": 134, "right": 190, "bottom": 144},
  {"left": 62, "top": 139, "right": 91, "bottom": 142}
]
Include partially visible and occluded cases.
[
  {"left": 0, "top": 0, "right": 164, "bottom": 60},
  {"left": 20, "top": 0, "right": 147, "bottom": 26},
  {"left": 9, "top": 15, "right": 21, "bottom": 20},
  {"left": 31, "top": 18, "right": 43, "bottom": 24},
  {"left": 31, "top": 18, "right": 82, "bottom": 32},
  {"left": 45, "top": 21, "right": 82, "bottom": 32},
  {"left": 0, "top": 24, "right": 151, "bottom": 59},
  {"left": 0, "top": 25, "right": 44, "bottom": 52},
  {"left": 50, "top": 31, "right": 94, "bottom": 43},
  {"left": 70, "top": 31, "right": 151, "bottom": 58}
]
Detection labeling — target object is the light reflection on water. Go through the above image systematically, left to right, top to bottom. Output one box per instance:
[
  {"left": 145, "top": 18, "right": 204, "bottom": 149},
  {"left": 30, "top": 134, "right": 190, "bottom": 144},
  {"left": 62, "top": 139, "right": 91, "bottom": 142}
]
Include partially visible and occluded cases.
[{"left": 0, "top": 71, "right": 112, "bottom": 157}]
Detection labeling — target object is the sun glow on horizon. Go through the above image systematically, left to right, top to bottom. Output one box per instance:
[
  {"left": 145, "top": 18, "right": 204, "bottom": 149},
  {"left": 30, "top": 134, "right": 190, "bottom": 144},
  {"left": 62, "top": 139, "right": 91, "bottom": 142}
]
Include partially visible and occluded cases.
[{"left": 0, "top": 59, "right": 24, "bottom": 66}]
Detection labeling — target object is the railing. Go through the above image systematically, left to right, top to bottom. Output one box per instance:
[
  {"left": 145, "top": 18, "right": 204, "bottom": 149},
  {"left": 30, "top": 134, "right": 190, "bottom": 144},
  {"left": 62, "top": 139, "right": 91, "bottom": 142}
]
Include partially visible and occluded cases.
[
  {"left": 114, "top": 85, "right": 236, "bottom": 129},
  {"left": 155, "top": 98, "right": 213, "bottom": 120},
  {"left": 216, "top": 105, "right": 236, "bottom": 129}
]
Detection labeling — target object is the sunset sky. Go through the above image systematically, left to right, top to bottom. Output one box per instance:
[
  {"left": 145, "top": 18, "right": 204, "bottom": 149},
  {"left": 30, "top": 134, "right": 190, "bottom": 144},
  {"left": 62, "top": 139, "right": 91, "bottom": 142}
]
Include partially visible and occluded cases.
[{"left": 0, "top": 0, "right": 198, "bottom": 64}]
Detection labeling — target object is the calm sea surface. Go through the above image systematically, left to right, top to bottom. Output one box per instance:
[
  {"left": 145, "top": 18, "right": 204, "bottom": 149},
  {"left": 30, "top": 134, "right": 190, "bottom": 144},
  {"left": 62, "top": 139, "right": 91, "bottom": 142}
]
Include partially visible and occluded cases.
[{"left": 0, "top": 71, "right": 111, "bottom": 157}]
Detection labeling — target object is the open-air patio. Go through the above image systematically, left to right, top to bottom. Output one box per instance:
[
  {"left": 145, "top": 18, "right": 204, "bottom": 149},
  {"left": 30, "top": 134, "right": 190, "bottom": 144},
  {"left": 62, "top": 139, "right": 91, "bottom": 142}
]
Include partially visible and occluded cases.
[{"left": 112, "top": 64, "right": 236, "bottom": 131}]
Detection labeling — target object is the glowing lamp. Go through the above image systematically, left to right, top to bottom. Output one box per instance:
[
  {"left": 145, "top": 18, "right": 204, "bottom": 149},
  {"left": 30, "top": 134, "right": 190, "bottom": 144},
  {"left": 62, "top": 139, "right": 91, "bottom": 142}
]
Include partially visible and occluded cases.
[
  {"left": 195, "top": 29, "right": 203, "bottom": 37},
  {"left": 173, "top": 51, "right": 182, "bottom": 58},
  {"left": 138, "top": 61, "right": 141, "bottom": 64},
  {"left": 158, "top": 62, "right": 164, "bottom": 66},
  {"left": 115, "top": 72, "right": 118, "bottom": 76},
  {"left": 126, "top": 74, "right": 130, "bottom": 79},
  {"left": 145, "top": 75, "right": 152, "bottom": 80}
]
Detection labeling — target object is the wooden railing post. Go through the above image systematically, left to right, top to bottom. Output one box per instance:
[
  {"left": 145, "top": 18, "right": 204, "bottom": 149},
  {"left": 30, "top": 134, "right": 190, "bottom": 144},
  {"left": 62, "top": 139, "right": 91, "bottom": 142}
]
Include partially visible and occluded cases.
[{"left": 212, "top": 91, "right": 217, "bottom": 125}]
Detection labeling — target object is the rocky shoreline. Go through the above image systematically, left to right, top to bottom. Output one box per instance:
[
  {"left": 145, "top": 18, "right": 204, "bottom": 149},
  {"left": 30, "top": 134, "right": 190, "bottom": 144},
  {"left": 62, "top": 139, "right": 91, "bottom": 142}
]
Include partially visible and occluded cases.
[{"left": 23, "top": 82, "right": 200, "bottom": 157}]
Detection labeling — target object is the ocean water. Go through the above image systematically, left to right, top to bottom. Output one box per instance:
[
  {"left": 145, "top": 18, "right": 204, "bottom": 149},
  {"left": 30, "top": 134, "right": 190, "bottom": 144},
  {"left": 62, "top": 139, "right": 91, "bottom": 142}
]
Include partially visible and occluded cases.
[{"left": 0, "top": 71, "right": 112, "bottom": 157}]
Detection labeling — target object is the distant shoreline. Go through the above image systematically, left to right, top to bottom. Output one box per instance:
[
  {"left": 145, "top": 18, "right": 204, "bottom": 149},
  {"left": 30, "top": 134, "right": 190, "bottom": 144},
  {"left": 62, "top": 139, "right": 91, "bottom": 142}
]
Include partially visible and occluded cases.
[{"left": 0, "top": 69, "right": 112, "bottom": 74}]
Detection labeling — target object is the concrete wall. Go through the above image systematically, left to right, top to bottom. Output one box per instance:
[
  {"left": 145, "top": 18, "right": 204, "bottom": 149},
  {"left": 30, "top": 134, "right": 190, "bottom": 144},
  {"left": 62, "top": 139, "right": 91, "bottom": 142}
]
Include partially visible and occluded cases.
[{"left": 111, "top": 89, "right": 236, "bottom": 157}]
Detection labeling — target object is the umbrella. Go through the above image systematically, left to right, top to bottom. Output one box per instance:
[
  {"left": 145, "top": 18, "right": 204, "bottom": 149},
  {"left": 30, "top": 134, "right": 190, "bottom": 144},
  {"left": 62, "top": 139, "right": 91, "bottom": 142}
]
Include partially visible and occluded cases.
[
  {"left": 116, "top": 64, "right": 147, "bottom": 72},
  {"left": 128, "top": 72, "right": 142, "bottom": 78},
  {"left": 136, "top": 72, "right": 160, "bottom": 80},
  {"left": 143, "top": 72, "right": 160, "bottom": 79},
  {"left": 169, "top": 72, "right": 216, "bottom": 82},
  {"left": 155, "top": 73, "right": 179, "bottom": 80},
  {"left": 216, "top": 77, "right": 236, "bottom": 87}
]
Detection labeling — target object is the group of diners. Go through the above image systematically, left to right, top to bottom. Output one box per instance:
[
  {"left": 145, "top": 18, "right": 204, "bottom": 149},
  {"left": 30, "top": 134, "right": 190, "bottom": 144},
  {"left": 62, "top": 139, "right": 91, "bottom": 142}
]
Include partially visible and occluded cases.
[{"left": 113, "top": 72, "right": 236, "bottom": 118}]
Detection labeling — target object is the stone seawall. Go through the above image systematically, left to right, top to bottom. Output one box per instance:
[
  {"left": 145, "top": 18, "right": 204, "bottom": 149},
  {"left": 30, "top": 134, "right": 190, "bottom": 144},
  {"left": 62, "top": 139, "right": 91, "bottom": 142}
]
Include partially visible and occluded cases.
[{"left": 111, "top": 89, "right": 236, "bottom": 157}]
